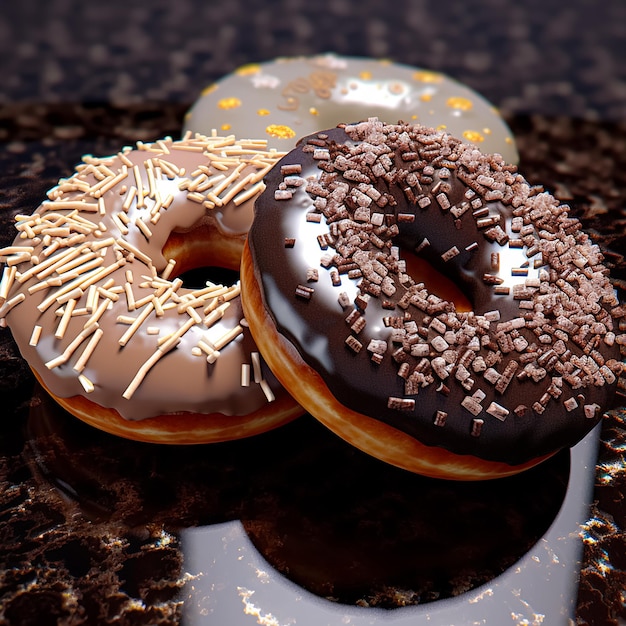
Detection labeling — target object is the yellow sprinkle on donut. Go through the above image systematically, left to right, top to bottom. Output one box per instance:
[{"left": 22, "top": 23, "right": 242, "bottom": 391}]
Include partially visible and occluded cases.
[
  {"left": 183, "top": 55, "right": 520, "bottom": 164},
  {"left": 235, "top": 63, "right": 261, "bottom": 76},
  {"left": 413, "top": 71, "right": 443, "bottom": 83},
  {"left": 201, "top": 83, "right": 218, "bottom": 96},
  {"left": 217, "top": 97, "right": 243, "bottom": 110},
  {"left": 447, "top": 97, "right": 474, "bottom": 111},
  {"left": 265, "top": 124, "right": 296, "bottom": 139},
  {"left": 463, "top": 130, "right": 485, "bottom": 143}
]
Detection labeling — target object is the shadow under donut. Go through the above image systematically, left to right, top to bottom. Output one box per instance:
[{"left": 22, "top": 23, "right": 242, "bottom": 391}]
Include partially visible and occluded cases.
[
  {"left": 24, "top": 382, "right": 569, "bottom": 608},
  {"left": 239, "top": 424, "right": 569, "bottom": 606}
]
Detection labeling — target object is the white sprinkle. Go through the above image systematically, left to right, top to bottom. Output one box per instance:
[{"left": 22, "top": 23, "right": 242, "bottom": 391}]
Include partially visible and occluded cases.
[
  {"left": 135, "top": 218, "right": 153, "bottom": 239},
  {"left": 0, "top": 265, "right": 17, "bottom": 304},
  {"left": 55, "top": 298, "right": 77, "bottom": 339},
  {"left": 45, "top": 322, "right": 99, "bottom": 369},
  {"left": 29, "top": 325, "right": 43, "bottom": 347},
  {"left": 212, "top": 325, "right": 243, "bottom": 351},
  {"left": 73, "top": 327, "right": 104, "bottom": 373},
  {"left": 251, "top": 351, "right": 263, "bottom": 383},
  {"left": 241, "top": 363, "right": 251, "bottom": 387},
  {"left": 78, "top": 374, "right": 95, "bottom": 393},
  {"left": 259, "top": 378, "right": 275, "bottom": 402}
]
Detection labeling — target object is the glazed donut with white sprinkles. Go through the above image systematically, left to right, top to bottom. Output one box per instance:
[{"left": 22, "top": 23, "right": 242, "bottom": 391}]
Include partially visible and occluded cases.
[
  {"left": 184, "top": 54, "right": 518, "bottom": 163},
  {"left": 241, "top": 119, "right": 625, "bottom": 480},
  {"left": 0, "top": 134, "right": 303, "bottom": 444}
]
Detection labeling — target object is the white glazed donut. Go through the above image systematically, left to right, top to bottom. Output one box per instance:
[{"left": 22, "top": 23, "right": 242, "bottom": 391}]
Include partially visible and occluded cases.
[
  {"left": 184, "top": 54, "right": 518, "bottom": 163},
  {"left": 0, "top": 134, "right": 303, "bottom": 444}
]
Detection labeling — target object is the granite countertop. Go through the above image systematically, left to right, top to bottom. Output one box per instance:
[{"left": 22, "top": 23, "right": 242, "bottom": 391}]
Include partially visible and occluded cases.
[{"left": 1, "top": 1, "right": 625, "bottom": 624}]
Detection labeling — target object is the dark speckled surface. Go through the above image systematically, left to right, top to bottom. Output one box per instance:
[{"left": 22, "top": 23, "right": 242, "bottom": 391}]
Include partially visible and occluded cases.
[{"left": 1, "top": 1, "right": 625, "bottom": 624}]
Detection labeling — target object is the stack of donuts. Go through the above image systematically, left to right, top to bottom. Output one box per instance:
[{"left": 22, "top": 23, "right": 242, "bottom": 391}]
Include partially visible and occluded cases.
[{"left": 1, "top": 55, "right": 623, "bottom": 479}]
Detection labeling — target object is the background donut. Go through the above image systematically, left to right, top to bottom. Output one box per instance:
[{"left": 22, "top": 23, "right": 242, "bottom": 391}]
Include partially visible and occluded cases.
[{"left": 183, "top": 54, "right": 519, "bottom": 163}]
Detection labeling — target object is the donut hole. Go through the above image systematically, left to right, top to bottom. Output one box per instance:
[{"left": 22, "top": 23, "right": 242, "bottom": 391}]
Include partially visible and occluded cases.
[
  {"left": 161, "top": 226, "right": 245, "bottom": 287},
  {"left": 403, "top": 252, "right": 472, "bottom": 313},
  {"left": 177, "top": 266, "right": 239, "bottom": 289}
]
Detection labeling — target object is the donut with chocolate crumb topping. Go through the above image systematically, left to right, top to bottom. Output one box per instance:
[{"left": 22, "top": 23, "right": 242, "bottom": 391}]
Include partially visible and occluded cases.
[{"left": 241, "top": 119, "right": 625, "bottom": 480}]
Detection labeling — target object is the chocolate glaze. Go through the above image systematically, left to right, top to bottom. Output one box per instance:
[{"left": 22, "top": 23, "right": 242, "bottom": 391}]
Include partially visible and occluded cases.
[{"left": 248, "top": 121, "right": 624, "bottom": 465}]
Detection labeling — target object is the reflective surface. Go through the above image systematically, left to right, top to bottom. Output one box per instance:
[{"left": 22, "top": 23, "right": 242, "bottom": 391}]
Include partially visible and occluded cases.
[
  {"left": 1, "top": 71, "right": 626, "bottom": 626},
  {"left": 0, "top": 364, "right": 610, "bottom": 626},
  {"left": 4, "top": 381, "right": 596, "bottom": 625}
]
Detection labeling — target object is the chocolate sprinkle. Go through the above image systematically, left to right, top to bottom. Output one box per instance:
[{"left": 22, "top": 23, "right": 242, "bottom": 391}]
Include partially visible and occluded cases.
[{"left": 250, "top": 119, "right": 625, "bottom": 466}]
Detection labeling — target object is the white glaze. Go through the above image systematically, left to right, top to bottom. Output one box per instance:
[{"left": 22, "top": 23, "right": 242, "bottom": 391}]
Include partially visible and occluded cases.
[{"left": 184, "top": 54, "right": 518, "bottom": 163}]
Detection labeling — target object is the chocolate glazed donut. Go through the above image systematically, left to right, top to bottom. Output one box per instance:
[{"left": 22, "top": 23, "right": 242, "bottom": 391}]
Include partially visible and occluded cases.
[{"left": 241, "top": 119, "right": 625, "bottom": 480}]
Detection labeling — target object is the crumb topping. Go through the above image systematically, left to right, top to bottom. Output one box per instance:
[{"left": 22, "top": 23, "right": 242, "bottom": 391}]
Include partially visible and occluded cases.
[{"left": 275, "top": 119, "right": 625, "bottom": 433}]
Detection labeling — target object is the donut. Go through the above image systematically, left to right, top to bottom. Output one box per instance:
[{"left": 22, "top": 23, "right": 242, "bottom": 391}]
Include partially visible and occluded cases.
[
  {"left": 184, "top": 54, "right": 518, "bottom": 164},
  {"left": 241, "top": 119, "right": 625, "bottom": 480},
  {"left": 0, "top": 133, "right": 303, "bottom": 444}
]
